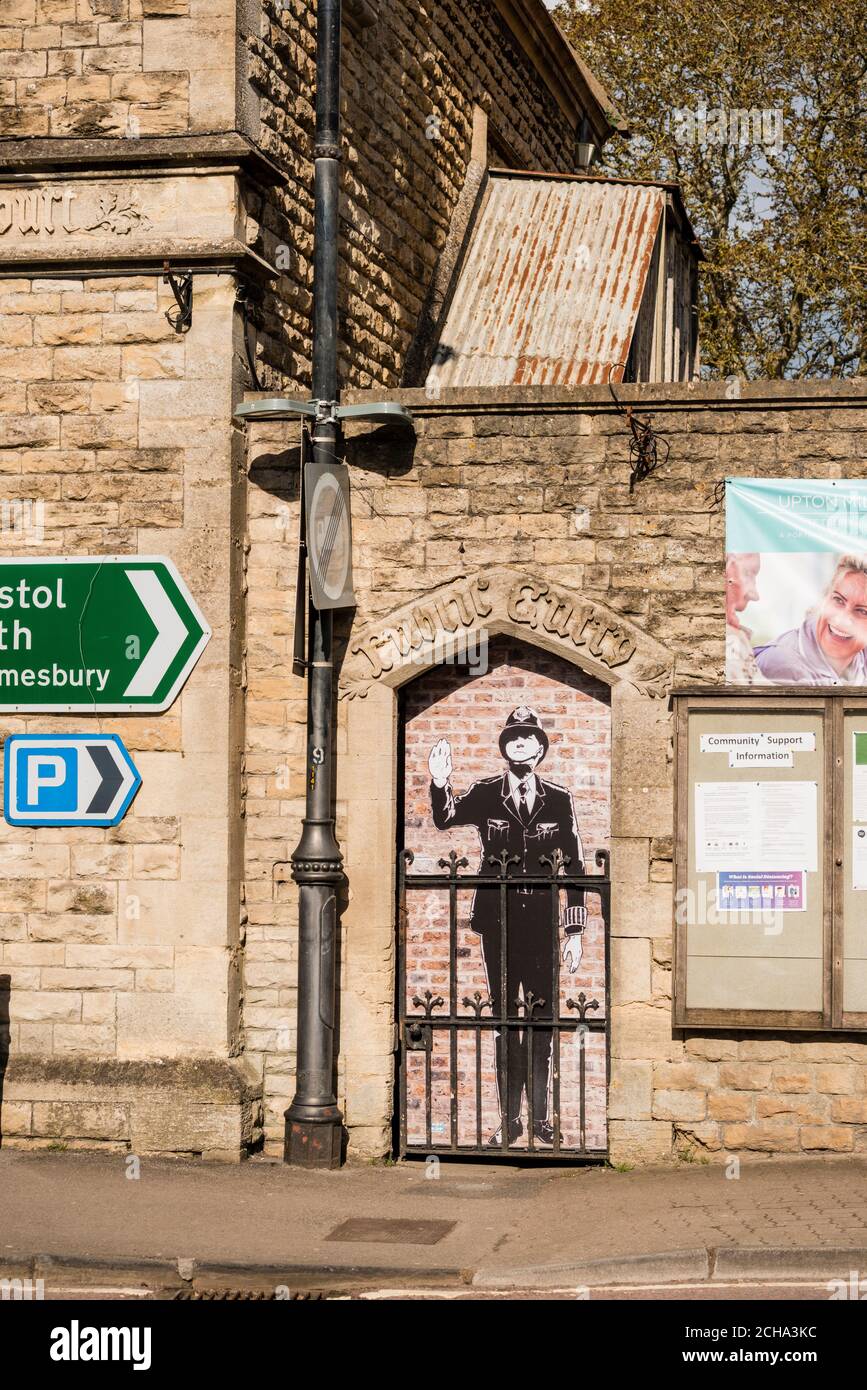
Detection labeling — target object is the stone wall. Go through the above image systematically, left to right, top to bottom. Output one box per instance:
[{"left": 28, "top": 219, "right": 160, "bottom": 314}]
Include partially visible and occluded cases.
[
  {"left": 0, "top": 0, "right": 236, "bottom": 140},
  {"left": 245, "top": 0, "right": 589, "bottom": 390},
  {"left": 2, "top": 1, "right": 591, "bottom": 394},
  {"left": 0, "top": 271, "right": 257, "bottom": 1158},
  {"left": 242, "top": 378, "right": 867, "bottom": 1162}
]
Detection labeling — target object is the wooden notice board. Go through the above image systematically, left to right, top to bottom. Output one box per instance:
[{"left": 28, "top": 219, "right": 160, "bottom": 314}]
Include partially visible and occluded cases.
[
  {"left": 673, "top": 689, "right": 867, "bottom": 1032},
  {"left": 841, "top": 699, "right": 867, "bottom": 1026}
]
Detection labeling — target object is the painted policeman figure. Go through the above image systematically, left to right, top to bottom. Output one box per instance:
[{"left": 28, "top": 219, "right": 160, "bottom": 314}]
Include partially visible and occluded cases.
[{"left": 429, "top": 707, "right": 586, "bottom": 1146}]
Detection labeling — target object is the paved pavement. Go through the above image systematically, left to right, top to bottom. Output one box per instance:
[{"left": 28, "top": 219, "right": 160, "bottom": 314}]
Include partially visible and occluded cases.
[{"left": 3, "top": 1148, "right": 867, "bottom": 1296}]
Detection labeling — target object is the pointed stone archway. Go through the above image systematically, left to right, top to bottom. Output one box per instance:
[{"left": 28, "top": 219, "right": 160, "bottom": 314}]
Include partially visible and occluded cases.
[
  {"left": 338, "top": 566, "right": 674, "bottom": 701},
  {"left": 336, "top": 568, "right": 676, "bottom": 1159}
]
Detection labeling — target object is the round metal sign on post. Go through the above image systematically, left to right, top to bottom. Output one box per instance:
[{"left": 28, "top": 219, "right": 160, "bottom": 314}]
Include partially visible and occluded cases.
[{"left": 306, "top": 460, "right": 355, "bottom": 610}]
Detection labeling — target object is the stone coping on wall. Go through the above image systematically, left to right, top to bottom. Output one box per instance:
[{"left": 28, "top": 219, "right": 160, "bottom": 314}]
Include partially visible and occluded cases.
[
  {"left": 0, "top": 135, "right": 284, "bottom": 184},
  {"left": 0, "top": 157, "right": 279, "bottom": 279},
  {"left": 334, "top": 379, "right": 867, "bottom": 415},
  {"left": 2, "top": 1057, "right": 263, "bottom": 1163}
]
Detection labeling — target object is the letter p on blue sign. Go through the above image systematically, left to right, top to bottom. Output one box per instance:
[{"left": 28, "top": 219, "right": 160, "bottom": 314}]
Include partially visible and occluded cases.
[{"left": 18, "top": 748, "right": 77, "bottom": 813}]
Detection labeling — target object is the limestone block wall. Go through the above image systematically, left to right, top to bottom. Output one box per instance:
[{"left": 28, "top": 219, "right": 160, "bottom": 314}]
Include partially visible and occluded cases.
[
  {"left": 0, "top": 0, "right": 237, "bottom": 139},
  {"left": 2, "top": 0, "right": 601, "bottom": 392},
  {"left": 245, "top": 0, "right": 586, "bottom": 390},
  {"left": 0, "top": 271, "right": 253, "bottom": 1157},
  {"left": 241, "top": 379, "right": 867, "bottom": 1162}
]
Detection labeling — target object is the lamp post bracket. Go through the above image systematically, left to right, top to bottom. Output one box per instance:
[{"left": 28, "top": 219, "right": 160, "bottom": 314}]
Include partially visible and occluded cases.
[{"left": 234, "top": 398, "right": 412, "bottom": 426}]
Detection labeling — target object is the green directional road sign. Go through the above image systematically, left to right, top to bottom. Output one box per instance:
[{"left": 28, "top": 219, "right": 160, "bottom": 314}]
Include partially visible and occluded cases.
[{"left": 0, "top": 557, "right": 211, "bottom": 713}]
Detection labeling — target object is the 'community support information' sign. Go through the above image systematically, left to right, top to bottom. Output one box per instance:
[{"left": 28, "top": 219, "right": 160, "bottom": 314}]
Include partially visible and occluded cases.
[{"left": 726, "top": 479, "right": 867, "bottom": 686}]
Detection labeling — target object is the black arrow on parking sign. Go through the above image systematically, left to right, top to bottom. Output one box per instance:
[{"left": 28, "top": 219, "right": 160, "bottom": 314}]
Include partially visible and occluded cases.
[{"left": 86, "top": 744, "right": 124, "bottom": 814}]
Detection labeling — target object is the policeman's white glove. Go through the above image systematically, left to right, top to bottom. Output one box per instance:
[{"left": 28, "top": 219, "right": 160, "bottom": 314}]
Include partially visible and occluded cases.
[
  {"left": 428, "top": 738, "right": 453, "bottom": 789},
  {"left": 562, "top": 935, "right": 583, "bottom": 973}
]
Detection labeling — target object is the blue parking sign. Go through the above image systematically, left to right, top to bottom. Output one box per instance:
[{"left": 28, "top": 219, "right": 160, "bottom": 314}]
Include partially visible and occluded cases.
[{"left": 4, "top": 735, "right": 141, "bottom": 827}]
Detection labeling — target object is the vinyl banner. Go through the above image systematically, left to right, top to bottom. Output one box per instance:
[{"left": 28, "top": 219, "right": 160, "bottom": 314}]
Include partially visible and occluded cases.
[{"left": 726, "top": 479, "right": 867, "bottom": 686}]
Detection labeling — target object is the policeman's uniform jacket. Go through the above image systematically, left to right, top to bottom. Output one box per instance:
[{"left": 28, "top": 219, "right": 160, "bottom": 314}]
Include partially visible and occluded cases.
[{"left": 430, "top": 772, "right": 586, "bottom": 935}]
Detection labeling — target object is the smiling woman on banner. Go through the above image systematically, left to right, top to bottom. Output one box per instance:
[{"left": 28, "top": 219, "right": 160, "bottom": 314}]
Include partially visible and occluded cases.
[{"left": 754, "top": 554, "right": 867, "bottom": 685}]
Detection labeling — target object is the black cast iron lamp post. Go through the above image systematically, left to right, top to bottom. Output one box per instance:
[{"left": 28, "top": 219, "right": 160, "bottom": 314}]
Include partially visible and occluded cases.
[
  {"left": 234, "top": 0, "right": 410, "bottom": 1168},
  {"left": 280, "top": 0, "right": 345, "bottom": 1171}
]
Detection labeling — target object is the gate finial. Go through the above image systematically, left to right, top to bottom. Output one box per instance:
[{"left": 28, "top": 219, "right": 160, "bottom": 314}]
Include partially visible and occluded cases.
[
  {"left": 437, "top": 850, "right": 469, "bottom": 876},
  {"left": 489, "top": 851, "right": 520, "bottom": 877}
]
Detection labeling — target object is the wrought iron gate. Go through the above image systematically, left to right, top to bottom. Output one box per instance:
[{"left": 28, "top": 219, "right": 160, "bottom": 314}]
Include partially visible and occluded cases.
[{"left": 398, "top": 846, "right": 610, "bottom": 1159}]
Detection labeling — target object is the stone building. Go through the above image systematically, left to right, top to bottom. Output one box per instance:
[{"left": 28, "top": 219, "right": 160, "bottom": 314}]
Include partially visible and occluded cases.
[
  {"left": 0, "top": 0, "right": 626, "bottom": 1159},
  {"left": 1, "top": 1, "right": 866, "bottom": 1166}
]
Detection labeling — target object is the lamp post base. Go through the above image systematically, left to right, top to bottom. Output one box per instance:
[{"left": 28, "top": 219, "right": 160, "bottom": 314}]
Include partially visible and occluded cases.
[{"left": 284, "top": 1110, "right": 345, "bottom": 1169}]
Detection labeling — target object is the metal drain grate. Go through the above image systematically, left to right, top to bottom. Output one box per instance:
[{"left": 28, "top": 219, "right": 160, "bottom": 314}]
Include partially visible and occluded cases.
[{"left": 173, "top": 1288, "right": 328, "bottom": 1300}]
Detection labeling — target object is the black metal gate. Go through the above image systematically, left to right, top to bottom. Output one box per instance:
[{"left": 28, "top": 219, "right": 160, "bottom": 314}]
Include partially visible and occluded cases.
[{"left": 397, "top": 846, "right": 610, "bottom": 1159}]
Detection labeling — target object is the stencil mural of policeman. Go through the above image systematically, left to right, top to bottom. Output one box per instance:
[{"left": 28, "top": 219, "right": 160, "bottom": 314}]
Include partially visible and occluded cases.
[{"left": 428, "top": 707, "right": 586, "bottom": 1146}]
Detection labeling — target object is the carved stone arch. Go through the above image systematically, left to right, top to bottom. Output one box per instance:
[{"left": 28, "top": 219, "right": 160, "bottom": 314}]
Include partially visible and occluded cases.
[
  {"left": 339, "top": 566, "right": 675, "bottom": 701},
  {"left": 337, "top": 567, "right": 676, "bottom": 1158}
]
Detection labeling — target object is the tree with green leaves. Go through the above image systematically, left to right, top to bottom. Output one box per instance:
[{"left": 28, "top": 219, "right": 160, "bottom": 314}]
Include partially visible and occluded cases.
[{"left": 555, "top": 0, "right": 866, "bottom": 378}]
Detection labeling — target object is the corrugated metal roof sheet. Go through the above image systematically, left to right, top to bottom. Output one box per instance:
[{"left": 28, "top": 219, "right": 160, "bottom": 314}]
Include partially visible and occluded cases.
[{"left": 426, "top": 173, "right": 664, "bottom": 389}]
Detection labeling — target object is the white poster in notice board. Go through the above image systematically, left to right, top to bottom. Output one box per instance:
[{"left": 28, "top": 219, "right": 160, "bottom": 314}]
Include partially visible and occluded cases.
[{"left": 694, "top": 780, "right": 818, "bottom": 874}]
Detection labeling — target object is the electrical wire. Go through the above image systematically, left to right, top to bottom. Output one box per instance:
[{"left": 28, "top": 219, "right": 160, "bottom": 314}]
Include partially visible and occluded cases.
[{"left": 607, "top": 364, "right": 671, "bottom": 491}]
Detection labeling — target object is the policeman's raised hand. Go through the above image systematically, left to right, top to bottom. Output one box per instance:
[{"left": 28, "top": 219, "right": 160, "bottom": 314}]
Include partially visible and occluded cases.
[
  {"left": 428, "top": 738, "right": 453, "bottom": 788},
  {"left": 562, "top": 935, "right": 583, "bottom": 974}
]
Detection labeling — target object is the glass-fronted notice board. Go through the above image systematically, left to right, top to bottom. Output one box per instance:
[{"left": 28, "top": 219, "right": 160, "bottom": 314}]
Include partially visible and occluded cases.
[{"left": 673, "top": 690, "right": 867, "bottom": 1031}]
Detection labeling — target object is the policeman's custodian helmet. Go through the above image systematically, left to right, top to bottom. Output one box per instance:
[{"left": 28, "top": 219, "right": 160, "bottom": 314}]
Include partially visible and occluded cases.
[{"left": 498, "top": 706, "right": 549, "bottom": 759}]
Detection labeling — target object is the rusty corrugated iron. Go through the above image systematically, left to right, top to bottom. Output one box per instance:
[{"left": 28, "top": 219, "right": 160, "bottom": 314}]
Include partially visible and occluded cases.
[{"left": 426, "top": 172, "right": 664, "bottom": 389}]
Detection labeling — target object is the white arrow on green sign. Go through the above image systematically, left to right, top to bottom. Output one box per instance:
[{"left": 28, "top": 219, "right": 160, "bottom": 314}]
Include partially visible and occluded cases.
[{"left": 0, "top": 557, "right": 211, "bottom": 713}]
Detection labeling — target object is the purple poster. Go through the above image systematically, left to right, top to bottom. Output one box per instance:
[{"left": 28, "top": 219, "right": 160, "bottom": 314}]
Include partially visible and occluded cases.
[{"left": 717, "top": 869, "right": 806, "bottom": 912}]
